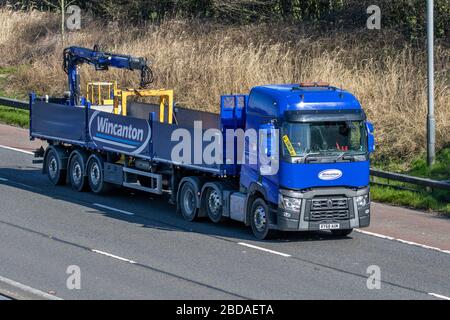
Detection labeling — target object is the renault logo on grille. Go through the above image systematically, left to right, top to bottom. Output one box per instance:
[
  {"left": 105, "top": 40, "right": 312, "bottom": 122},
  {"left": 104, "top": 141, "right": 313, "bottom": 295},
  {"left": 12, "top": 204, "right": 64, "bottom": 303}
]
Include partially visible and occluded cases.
[{"left": 327, "top": 199, "right": 333, "bottom": 208}]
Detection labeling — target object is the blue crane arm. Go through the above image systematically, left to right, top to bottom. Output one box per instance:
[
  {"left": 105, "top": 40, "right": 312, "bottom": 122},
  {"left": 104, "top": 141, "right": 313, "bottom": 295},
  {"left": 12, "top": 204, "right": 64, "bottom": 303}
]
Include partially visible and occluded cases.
[{"left": 63, "top": 46, "right": 153, "bottom": 106}]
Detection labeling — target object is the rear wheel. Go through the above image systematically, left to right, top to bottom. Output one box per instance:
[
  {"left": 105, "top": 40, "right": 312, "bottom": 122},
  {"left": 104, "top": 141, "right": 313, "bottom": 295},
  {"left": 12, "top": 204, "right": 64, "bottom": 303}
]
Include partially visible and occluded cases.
[
  {"left": 46, "top": 149, "right": 65, "bottom": 185},
  {"left": 69, "top": 153, "right": 87, "bottom": 191},
  {"left": 87, "top": 156, "right": 111, "bottom": 194},
  {"left": 179, "top": 182, "right": 198, "bottom": 222},
  {"left": 204, "top": 187, "right": 223, "bottom": 223},
  {"left": 250, "top": 198, "right": 277, "bottom": 240},
  {"left": 331, "top": 229, "right": 353, "bottom": 237}
]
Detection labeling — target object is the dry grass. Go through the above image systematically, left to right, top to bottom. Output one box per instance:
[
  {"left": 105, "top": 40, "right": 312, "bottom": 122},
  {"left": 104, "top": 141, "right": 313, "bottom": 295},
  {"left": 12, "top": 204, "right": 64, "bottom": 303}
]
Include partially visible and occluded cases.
[{"left": 0, "top": 9, "right": 449, "bottom": 164}]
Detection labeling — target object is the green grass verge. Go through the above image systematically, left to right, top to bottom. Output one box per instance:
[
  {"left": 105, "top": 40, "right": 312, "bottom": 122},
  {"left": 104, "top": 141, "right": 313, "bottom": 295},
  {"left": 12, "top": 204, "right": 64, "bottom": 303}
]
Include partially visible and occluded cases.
[
  {"left": 0, "top": 65, "right": 30, "bottom": 127},
  {"left": 0, "top": 66, "right": 18, "bottom": 75},
  {"left": 0, "top": 105, "right": 29, "bottom": 128},
  {"left": 371, "top": 148, "right": 450, "bottom": 215},
  {"left": 407, "top": 149, "right": 450, "bottom": 180},
  {"left": 371, "top": 185, "right": 450, "bottom": 215}
]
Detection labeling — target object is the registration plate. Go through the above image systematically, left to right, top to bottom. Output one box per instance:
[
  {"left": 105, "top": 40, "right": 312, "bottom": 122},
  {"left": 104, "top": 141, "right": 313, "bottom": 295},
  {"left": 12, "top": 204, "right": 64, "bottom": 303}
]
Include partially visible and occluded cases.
[{"left": 319, "top": 223, "right": 340, "bottom": 230}]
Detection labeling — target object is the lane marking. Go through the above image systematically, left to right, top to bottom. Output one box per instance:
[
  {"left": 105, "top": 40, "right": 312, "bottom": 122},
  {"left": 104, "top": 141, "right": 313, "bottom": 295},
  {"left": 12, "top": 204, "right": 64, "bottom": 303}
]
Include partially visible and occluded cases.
[
  {"left": 0, "top": 145, "right": 34, "bottom": 155},
  {"left": 93, "top": 203, "right": 135, "bottom": 216},
  {"left": 0, "top": 220, "right": 248, "bottom": 299},
  {"left": 355, "top": 229, "right": 450, "bottom": 255},
  {"left": 355, "top": 229, "right": 396, "bottom": 241},
  {"left": 238, "top": 242, "right": 291, "bottom": 258},
  {"left": 91, "top": 249, "right": 137, "bottom": 264},
  {"left": 0, "top": 275, "right": 63, "bottom": 300},
  {"left": 428, "top": 292, "right": 450, "bottom": 300}
]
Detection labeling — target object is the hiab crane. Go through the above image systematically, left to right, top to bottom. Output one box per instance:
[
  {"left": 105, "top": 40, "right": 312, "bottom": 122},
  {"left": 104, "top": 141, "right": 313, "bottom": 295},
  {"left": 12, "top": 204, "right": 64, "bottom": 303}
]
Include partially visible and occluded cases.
[
  {"left": 63, "top": 45, "right": 154, "bottom": 106},
  {"left": 30, "top": 46, "right": 375, "bottom": 239},
  {"left": 63, "top": 46, "right": 172, "bottom": 121}
]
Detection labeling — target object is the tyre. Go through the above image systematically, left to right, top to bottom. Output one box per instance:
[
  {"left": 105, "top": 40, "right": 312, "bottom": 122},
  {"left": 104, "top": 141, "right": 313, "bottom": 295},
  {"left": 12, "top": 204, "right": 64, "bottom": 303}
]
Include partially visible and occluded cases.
[
  {"left": 46, "top": 148, "right": 66, "bottom": 185},
  {"left": 69, "top": 153, "right": 87, "bottom": 191},
  {"left": 87, "top": 156, "right": 111, "bottom": 194},
  {"left": 179, "top": 182, "right": 198, "bottom": 222},
  {"left": 204, "top": 187, "right": 223, "bottom": 223},
  {"left": 249, "top": 198, "right": 277, "bottom": 240},
  {"left": 331, "top": 229, "right": 353, "bottom": 237}
]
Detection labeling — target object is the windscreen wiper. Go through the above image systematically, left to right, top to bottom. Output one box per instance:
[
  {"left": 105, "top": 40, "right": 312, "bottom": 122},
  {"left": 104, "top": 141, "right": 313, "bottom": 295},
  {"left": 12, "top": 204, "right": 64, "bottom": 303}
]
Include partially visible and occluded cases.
[
  {"left": 304, "top": 151, "right": 349, "bottom": 163},
  {"left": 300, "top": 152, "right": 321, "bottom": 163},
  {"left": 332, "top": 152, "right": 346, "bottom": 162}
]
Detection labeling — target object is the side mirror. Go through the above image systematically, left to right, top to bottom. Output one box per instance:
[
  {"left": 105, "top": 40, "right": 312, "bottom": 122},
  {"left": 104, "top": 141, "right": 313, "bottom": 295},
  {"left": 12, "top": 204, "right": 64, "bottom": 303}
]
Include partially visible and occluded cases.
[{"left": 366, "top": 121, "right": 375, "bottom": 153}]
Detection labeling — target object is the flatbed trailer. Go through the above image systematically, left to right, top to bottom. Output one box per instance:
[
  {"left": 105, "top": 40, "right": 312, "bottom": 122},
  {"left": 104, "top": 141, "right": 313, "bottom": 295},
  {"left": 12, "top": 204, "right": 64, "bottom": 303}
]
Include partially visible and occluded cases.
[{"left": 30, "top": 92, "right": 249, "bottom": 219}]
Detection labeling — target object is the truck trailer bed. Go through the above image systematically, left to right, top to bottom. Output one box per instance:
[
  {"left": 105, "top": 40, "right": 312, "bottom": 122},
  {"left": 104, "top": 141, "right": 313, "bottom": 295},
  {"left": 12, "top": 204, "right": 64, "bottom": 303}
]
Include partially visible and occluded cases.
[{"left": 30, "top": 97, "right": 225, "bottom": 175}]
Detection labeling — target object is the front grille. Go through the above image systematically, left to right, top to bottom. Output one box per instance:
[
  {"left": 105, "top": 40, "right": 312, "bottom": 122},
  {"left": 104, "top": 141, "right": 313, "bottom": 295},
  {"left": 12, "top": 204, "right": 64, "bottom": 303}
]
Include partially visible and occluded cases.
[
  {"left": 309, "top": 197, "right": 349, "bottom": 221},
  {"left": 311, "top": 198, "right": 348, "bottom": 210},
  {"left": 310, "top": 209, "right": 349, "bottom": 221}
]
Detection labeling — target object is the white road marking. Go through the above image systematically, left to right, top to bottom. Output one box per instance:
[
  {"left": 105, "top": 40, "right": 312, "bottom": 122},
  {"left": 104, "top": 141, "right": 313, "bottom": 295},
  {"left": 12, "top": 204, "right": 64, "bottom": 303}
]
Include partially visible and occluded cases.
[
  {"left": 0, "top": 145, "right": 34, "bottom": 155},
  {"left": 93, "top": 203, "right": 135, "bottom": 216},
  {"left": 355, "top": 229, "right": 450, "bottom": 255},
  {"left": 355, "top": 229, "right": 395, "bottom": 240},
  {"left": 238, "top": 242, "right": 291, "bottom": 258},
  {"left": 91, "top": 249, "right": 137, "bottom": 264},
  {"left": 0, "top": 275, "right": 63, "bottom": 300},
  {"left": 428, "top": 292, "right": 450, "bottom": 300}
]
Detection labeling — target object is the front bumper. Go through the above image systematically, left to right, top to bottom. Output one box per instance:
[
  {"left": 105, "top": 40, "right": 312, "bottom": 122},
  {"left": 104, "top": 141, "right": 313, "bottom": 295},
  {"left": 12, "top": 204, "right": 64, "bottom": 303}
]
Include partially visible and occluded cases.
[{"left": 274, "top": 187, "right": 371, "bottom": 231}]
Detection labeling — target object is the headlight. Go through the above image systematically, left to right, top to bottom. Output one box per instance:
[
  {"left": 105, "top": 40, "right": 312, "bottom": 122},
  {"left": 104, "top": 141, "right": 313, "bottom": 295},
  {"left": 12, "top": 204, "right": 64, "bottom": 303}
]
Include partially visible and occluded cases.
[
  {"left": 356, "top": 194, "right": 370, "bottom": 208},
  {"left": 280, "top": 195, "right": 302, "bottom": 212}
]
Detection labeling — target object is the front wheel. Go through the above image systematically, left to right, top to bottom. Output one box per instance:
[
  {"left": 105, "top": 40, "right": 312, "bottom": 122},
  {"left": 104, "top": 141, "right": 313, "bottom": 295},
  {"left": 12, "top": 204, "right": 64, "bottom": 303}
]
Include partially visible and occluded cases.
[
  {"left": 250, "top": 198, "right": 277, "bottom": 240},
  {"left": 331, "top": 229, "right": 353, "bottom": 237}
]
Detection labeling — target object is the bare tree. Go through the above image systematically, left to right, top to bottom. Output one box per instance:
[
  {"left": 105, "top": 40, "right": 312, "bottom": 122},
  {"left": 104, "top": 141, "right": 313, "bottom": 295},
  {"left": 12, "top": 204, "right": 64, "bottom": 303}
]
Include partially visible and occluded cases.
[{"left": 43, "top": 0, "right": 76, "bottom": 44}]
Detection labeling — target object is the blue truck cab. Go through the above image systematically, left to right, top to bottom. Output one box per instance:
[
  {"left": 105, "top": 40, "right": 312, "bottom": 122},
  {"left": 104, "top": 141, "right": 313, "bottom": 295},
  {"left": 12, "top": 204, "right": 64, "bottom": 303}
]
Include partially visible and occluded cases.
[{"left": 223, "top": 83, "right": 374, "bottom": 238}]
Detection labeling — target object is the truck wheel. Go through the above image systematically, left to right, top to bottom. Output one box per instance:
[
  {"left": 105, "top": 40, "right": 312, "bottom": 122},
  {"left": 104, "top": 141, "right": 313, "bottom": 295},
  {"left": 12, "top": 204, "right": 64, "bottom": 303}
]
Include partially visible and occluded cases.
[
  {"left": 46, "top": 149, "right": 65, "bottom": 185},
  {"left": 69, "top": 153, "right": 87, "bottom": 191},
  {"left": 87, "top": 156, "right": 111, "bottom": 194},
  {"left": 179, "top": 182, "right": 198, "bottom": 222},
  {"left": 204, "top": 187, "right": 223, "bottom": 223},
  {"left": 250, "top": 198, "right": 277, "bottom": 240},
  {"left": 331, "top": 229, "right": 353, "bottom": 237}
]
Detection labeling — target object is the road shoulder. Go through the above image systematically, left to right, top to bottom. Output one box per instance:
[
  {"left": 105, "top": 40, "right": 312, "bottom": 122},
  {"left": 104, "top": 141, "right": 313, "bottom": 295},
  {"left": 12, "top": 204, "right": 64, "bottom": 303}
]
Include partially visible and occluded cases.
[{"left": 364, "top": 202, "right": 450, "bottom": 252}]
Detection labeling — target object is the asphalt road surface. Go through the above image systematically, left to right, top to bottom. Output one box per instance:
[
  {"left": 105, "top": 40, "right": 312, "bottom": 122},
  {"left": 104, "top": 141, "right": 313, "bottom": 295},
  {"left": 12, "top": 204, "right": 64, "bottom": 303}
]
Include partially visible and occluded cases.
[{"left": 0, "top": 146, "right": 449, "bottom": 300}]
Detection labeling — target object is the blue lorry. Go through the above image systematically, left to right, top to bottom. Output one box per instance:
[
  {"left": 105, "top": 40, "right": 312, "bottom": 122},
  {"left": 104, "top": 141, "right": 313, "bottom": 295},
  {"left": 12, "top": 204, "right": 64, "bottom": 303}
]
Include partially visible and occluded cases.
[{"left": 30, "top": 46, "right": 375, "bottom": 239}]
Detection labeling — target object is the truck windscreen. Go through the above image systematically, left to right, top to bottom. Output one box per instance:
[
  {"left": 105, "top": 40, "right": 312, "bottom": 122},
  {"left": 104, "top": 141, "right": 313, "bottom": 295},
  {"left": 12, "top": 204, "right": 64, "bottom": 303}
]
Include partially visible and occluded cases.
[{"left": 281, "top": 121, "right": 368, "bottom": 160}]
